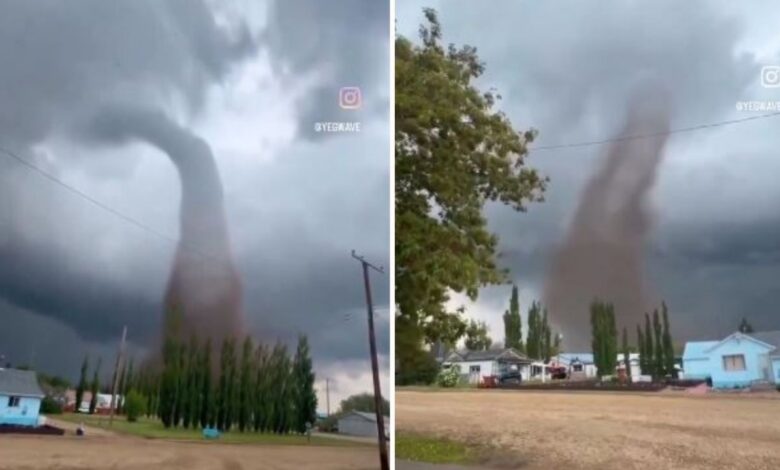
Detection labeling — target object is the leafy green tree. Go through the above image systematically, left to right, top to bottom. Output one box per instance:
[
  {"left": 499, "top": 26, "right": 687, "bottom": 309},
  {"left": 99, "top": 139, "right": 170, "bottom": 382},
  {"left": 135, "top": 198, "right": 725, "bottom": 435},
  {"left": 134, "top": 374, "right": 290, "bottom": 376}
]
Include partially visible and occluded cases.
[
  {"left": 395, "top": 8, "right": 546, "bottom": 376},
  {"left": 502, "top": 285, "right": 524, "bottom": 352},
  {"left": 661, "top": 302, "right": 676, "bottom": 379},
  {"left": 653, "top": 309, "right": 664, "bottom": 378},
  {"left": 644, "top": 313, "right": 655, "bottom": 379},
  {"left": 396, "top": 316, "right": 441, "bottom": 385},
  {"left": 738, "top": 317, "right": 754, "bottom": 333},
  {"left": 464, "top": 319, "right": 492, "bottom": 351},
  {"left": 292, "top": 335, "right": 317, "bottom": 434},
  {"left": 75, "top": 356, "right": 89, "bottom": 413},
  {"left": 88, "top": 358, "right": 101, "bottom": 414},
  {"left": 124, "top": 390, "right": 146, "bottom": 422},
  {"left": 340, "top": 393, "right": 391, "bottom": 416}
]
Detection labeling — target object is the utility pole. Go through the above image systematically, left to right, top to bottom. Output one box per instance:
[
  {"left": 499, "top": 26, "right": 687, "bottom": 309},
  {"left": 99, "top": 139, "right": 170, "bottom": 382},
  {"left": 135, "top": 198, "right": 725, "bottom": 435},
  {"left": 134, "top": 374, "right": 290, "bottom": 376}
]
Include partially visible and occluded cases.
[
  {"left": 351, "top": 250, "right": 389, "bottom": 470},
  {"left": 108, "top": 325, "right": 127, "bottom": 426},
  {"left": 325, "top": 378, "right": 331, "bottom": 417}
]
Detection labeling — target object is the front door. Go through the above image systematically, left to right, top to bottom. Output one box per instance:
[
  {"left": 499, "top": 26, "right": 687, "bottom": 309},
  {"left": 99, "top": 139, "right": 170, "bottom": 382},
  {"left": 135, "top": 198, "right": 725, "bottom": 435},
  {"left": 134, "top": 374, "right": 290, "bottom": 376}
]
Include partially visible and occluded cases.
[{"left": 759, "top": 354, "right": 771, "bottom": 381}]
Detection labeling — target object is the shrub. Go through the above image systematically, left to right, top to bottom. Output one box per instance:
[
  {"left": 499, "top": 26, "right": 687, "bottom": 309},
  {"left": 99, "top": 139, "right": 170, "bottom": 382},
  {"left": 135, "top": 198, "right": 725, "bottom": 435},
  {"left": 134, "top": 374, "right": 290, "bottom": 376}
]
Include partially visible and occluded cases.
[
  {"left": 436, "top": 366, "right": 461, "bottom": 388},
  {"left": 124, "top": 390, "right": 146, "bottom": 422},
  {"left": 40, "top": 396, "right": 63, "bottom": 415}
]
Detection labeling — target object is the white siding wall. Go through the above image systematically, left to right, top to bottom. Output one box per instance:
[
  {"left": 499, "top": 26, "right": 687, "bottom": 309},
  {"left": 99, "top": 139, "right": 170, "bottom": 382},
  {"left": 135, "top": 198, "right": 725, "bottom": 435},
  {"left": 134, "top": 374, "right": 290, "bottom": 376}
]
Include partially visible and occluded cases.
[
  {"left": 448, "top": 360, "right": 496, "bottom": 383},
  {"left": 338, "top": 415, "right": 377, "bottom": 437}
]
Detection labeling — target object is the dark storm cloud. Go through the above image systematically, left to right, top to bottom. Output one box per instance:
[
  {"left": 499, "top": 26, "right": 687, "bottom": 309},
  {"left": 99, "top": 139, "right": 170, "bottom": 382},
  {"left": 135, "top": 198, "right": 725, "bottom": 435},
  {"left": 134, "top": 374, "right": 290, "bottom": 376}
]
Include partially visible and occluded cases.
[
  {"left": 0, "top": 0, "right": 389, "bottom": 381},
  {"left": 0, "top": 0, "right": 254, "bottom": 148},
  {"left": 264, "top": 0, "right": 390, "bottom": 140},
  {"left": 398, "top": 1, "right": 780, "bottom": 344}
]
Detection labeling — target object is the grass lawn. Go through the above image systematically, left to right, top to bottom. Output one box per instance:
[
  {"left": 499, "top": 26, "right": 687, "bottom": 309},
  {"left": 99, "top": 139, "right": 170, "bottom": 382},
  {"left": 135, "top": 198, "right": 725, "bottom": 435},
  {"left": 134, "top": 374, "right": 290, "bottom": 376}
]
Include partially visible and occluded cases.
[
  {"left": 56, "top": 413, "right": 362, "bottom": 447},
  {"left": 395, "top": 432, "right": 478, "bottom": 465}
]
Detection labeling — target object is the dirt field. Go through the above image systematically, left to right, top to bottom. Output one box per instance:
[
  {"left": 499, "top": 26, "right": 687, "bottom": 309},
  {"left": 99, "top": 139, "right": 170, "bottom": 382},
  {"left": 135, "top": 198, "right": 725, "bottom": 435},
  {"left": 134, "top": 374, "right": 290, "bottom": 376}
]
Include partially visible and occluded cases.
[
  {"left": 396, "top": 389, "right": 780, "bottom": 470},
  {"left": 0, "top": 423, "right": 379, "bottom": 470}
]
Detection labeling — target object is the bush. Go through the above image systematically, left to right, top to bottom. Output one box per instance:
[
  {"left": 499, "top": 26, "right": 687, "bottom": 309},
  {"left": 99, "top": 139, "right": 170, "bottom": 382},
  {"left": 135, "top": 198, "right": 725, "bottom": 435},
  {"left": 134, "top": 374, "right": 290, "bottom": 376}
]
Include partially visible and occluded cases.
[
  {"left": 436, "top": 366, "right": 461, "bottom": 387},
  {"left": 124, "top": 390, "right": 146, "bottom": 422},
  {"left": 40, "top": 396, "right": 63, "bottom": 415}
]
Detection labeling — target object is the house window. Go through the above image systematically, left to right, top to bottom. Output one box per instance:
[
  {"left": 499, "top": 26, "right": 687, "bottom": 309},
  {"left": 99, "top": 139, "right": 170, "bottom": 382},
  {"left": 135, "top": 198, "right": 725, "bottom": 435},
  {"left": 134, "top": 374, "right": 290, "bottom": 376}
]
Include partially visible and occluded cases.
[
  {"left": 722, "top": 354, "right": 746, "bottom": 371},
  {"left": 573, "top": 364, "right": 583, "bottom": 372},
  {"left": 469, "top": 365, "right": 481, "bottom": 373},
  {"left": 7, "top": 396, "right": 21, "bottom": 407}
]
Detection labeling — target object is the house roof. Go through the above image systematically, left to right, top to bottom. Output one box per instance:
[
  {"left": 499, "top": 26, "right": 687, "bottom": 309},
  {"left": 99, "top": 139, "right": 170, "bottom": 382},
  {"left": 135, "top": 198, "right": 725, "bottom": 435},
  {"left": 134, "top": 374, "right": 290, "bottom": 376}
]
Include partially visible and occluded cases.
[
  {"left": 749, "top": 330, "right": 780, "bottom": 350},
  {"left": 704, "top": 332, "right": 775, "bottom": 354},
  {"left": 683, "top": 341, "right": 718, "bottom": 359},
  {"left": 445, "top": 348, "right": 531, "bottom": 363},
  {"left": 556, "top": 353, "right": 594, "bottom": 364},
  {"left": 0, "top": 369, "right": 45, "bottom": 398},
  {"left": 339, "top": 411, "right": 389, "bottom": 423}
]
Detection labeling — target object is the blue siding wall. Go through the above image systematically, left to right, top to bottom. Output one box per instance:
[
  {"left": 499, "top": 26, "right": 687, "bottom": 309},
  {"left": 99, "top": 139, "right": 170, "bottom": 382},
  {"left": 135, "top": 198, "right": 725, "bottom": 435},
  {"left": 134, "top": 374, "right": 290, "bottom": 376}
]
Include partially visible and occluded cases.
[
  {"left": 707, "top": 338, "right": 773, "bottom": 388},
  {"left": 773, "top": 358, "right": 780, "bottom": 385},
  {"left": 0, "top": 394, "right": 41, "bottom": 426}
]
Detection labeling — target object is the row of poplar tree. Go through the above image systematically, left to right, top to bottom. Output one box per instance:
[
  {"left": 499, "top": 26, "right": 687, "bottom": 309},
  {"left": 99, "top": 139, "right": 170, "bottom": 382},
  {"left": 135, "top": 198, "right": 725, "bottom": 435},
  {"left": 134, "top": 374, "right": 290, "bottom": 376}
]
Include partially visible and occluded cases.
[
  {"left": 502, "top": 285, "right": 562, "bottom": 361},
  {"left": 590, "top": 300, "right": 676, "bottom": 380},
  {"left": 76, "top": 334, "right": 317, "bottom": 434}
]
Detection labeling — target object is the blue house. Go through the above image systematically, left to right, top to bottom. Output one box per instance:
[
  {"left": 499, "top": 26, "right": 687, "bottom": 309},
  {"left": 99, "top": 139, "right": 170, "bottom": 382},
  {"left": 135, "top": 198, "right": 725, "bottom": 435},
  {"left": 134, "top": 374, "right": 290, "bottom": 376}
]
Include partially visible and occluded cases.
[
  {"left": 683, "top": 331, "right": 780, "bottom": 389},
  {"left": 0, "top": 368, "right": 45, "bottom": 426}
]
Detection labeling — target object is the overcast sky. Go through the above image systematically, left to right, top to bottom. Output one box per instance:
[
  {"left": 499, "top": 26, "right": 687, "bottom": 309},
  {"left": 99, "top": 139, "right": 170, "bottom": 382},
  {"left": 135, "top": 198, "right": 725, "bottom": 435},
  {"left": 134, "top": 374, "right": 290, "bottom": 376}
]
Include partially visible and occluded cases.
[
  {"left": 0, "top": 0, "right": 389, "bottom": 411},
  {"left": 397, "top": 1, "right": 780, "bottom": 349}
]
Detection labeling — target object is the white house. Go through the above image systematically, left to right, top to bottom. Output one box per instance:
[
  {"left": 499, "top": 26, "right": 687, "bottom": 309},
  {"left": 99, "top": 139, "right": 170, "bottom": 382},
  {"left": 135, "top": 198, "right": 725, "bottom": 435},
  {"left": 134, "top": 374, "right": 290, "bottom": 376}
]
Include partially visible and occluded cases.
[
  {"left": 442, "top": 348, "right": 532, "bottom": 383},
  {"left": 337, "top": 411, "right": 389, "bottom": 439}
]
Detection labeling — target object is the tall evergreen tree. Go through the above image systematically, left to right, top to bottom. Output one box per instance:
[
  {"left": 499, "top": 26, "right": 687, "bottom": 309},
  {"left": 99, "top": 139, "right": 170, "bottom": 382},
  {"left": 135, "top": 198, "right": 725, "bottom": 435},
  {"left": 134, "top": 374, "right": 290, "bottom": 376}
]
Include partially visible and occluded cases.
[
  {"left": 502, "top": 285, "right": 524, "bottom": 352},
  {"left": 590, "top": 300, "right": 617, "bottom": 377},
  {"left": 526, "top": 302, "right": 541, "bottom": 359},
  {"left": 661, "top": 302, "right": 675, "bottom": 379},
  {"left": 606, "top": 304, "right": 618, "bottom": 375},
  {"left": 542, "top": 308, "right": 552, "bottom": 362},
  {"left": 653, "top": 309, "right": 664, "bottom": 378},
  {"left": 644, "top": 313, "right": 655, "bottom": 379},
  {"left": 637, "top": 324, "right": 646, "bottom": 375},
  {"left": 622, "top": 327, "right": 631, "bottom": 381},
  {"left": 292, "top": 335, "right": 317, "bottom": 434},
  {"left": 238, "top": 336, "right": 254, "bottom": 432},
  {"left": 216, "top": 338, "right": 231, "bottom": 430},
  {"left": 200, "top": 339, "right": 213, "bottom": 429},
  {"left": 269, "top": 343, "right": 293, "bottom": 434},
  {"left": 253, "top": 344, "right": 269, "bottom": 432},
  {"left": 75, "top": 356, "right": 89, "bottom": 413},
  {"left": 88, "top": 358, "right": 101, "bottom": 414}
]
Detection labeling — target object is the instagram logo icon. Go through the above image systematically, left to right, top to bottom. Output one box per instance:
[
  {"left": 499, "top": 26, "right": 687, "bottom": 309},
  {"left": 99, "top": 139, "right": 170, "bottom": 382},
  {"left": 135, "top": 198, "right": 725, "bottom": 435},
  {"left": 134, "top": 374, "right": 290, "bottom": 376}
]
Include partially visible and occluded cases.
[
  {"left": 761, "top": 66, "right": 780, "bottom": 88},
  {"left": 339, "top": 86, "right": 362, "bottom": 109}
]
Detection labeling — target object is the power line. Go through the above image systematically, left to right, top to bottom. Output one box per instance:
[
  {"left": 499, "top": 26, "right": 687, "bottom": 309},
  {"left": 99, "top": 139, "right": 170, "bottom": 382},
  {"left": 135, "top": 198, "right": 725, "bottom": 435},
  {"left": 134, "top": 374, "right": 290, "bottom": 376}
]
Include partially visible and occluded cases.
[
  {"left": 531, "top": 111, "right": 780, "bottom": 151},
  {"left": 0, "top": 145, "right": 226, "bottom": 266},
  {"left": 0, "top": 145, "right": 179, "bottom": 246},
  {"left": 1, "top": 146, "right": 366, "bottom": 335}
]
